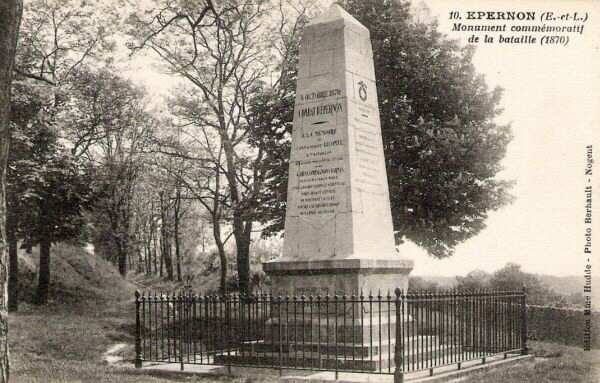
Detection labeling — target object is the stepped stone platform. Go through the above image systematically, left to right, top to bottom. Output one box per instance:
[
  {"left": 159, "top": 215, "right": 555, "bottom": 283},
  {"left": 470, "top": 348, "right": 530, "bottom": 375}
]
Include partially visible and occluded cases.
[
  {"left": 262, "top": 314, "right": 410, "bottom": 344},
  {"left": 213, "top": 336, "right": 456, "bottom": 372}
]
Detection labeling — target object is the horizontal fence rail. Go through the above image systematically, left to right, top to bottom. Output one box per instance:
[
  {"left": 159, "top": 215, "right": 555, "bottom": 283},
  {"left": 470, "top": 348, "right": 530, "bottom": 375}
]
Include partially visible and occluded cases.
[{"left": 134, "top": 289, "right": 527, "bottom": 379}]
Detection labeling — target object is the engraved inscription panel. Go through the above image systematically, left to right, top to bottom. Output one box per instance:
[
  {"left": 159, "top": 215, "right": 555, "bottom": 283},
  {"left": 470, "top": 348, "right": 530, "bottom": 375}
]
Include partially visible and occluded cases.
[{"left": 288, "top": 87, "right": 348, "bottom": 217}]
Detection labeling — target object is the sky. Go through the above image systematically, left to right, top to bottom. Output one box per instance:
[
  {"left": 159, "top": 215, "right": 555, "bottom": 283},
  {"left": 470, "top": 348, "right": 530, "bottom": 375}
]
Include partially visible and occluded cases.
[
  {"left": 119, "top": 0, "right": 599, "bottom": 278},
  {"left": 405, "top": 0, "right": 599, "bottom": 277}
]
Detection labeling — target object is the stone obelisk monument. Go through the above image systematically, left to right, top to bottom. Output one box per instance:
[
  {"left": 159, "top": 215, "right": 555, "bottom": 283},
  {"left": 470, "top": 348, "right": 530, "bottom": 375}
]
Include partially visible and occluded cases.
[{"left": 264, "top": 4, "right": 413, "bottom": 295}]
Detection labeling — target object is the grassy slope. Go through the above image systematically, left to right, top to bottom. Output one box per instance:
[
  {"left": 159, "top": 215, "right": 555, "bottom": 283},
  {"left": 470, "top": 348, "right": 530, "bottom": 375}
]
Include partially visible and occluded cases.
[
  {"left": 10, "top": 243, "right": 272, "bottom": 383},
  {"left": 14, "top": 243, "right": 135, "bottom": 305},
  {"left": 8, "top": 244, "right": 598, "bottom": 382}
]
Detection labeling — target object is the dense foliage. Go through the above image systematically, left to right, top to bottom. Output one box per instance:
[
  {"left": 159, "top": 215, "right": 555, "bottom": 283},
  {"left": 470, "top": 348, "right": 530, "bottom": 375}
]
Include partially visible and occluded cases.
[
  {"left": 8, "top": 81, "right": 93, "bottom": 304},
  {"left": 8, "top": 94, "right": 92, "bottom": 247}
]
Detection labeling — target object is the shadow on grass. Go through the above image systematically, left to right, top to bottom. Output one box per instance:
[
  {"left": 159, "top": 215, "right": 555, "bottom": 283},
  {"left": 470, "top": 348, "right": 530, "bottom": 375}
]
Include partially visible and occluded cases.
[{"left": 116, "top": 365, "right": 278, "bottom": 383}]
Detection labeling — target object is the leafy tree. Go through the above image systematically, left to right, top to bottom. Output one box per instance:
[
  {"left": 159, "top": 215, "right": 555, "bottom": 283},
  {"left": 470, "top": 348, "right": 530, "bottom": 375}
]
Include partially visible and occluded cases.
[
  {"left": 5, "top": 0, "right": 115, "bottom": 306},
  {"left": 14, "top": 0, "right": 114, "bottom": 89},
  {"left": 127, "top": 0, "right": 269, "bottom": 294},
  {"left": 128, "top": 0, "right": 310, "bottom": 294},
  {"left": 255, "top": 0, "right": 514, "bottom": 258},
  {"left": 344, "top": 0, "right": 514, "bottom": 258},
  {"left": 247, "top": 50, "right": 298, "bottom": 238},
  {"left": 69, "top": 69, "right": 155, "bottom": 277},
  {"left": 6, "top": 80, "right": 43, "bottom": 312},
  {"left": 7, "top": 82, "right": 93, "bottom": 304},
  {"left": 147, "top": 125, "right": 234, "bottom": 292},
  {"left": 149, "top": 146, "right": 198, "bottom": 282},
  {"left": 456, "top": 263, "right": 566, "bottom": 306},
  {"left": 489, "top": 263, "right": 562, "bottom": 305},
  {"left": 489, "top": 263, "right": 537, "bottom": 291},
  {"left": 455, "top": 269, "right": 491, "bottom": 291},
  {"left": 408, "top": 276, "right": 440, "bottom": 292}
]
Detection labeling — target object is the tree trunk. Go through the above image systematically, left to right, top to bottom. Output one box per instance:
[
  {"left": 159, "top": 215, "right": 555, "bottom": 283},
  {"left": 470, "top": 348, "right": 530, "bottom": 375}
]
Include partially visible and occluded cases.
[
  {"left": 0, "top": 0, "right": 22, "bottom": 379},
  {"left": 218, "top": 129, "right": 253, "bottom": 295},
  {"left": 208, "top": 164, "right": 228, "bottom": 294},
  {"left": 208, "top": 170, "right": 227, "bottom": 294},
  {"left": 174, "top": 190, "right": 182, "bottom": 282},
  {"left": 159, "top": 193, "right": 173, "bottom": 280},
  {"left": 6, "top": 195, "right": 17, "bottom": 312},
  {"left": 36, "top": 196, "right": 53, "bottom": 305},
  {"left": 207, "top": 201, "right": 227, "bottom": 293},
  {"left": 117, "top": 212, "right": 130, "bottom": 276},
  {"left": 233, "top": 217, "right": 252, "bottom": 295},
  {"left": 174, "top": 221, "right": 181, "bottom": 282},
  {"left": 7, "top": 222, "right": 16, "bottom": 312},
  {"left": 213, "top": 224, "right": 227, "bottom": 295},
  {"left": 152, "top": 228, "right": 158, "bottom": 274},
  {"left": 163, "top": 230, "right": 173, "bottom": 280},
  {"left": 159, "top": 231, "right": 164, "bottom": 277},
  {"left": 36, "top": 235, "right": 51, "bottom": 305},
  {"left": 117, "top": 240, "right": 127, "bottom": 276},
  {"left": 144, "top": 240, "right": 151, "bottom": 274},
  {"left": 143, "top": 242, "right": 148, "bottom": 274},
  {"left": 137, "top": 243, "right": 143, "bottom": 273},
  {"left": 129, "top": 246, "right": 134, "bottom": 272}
]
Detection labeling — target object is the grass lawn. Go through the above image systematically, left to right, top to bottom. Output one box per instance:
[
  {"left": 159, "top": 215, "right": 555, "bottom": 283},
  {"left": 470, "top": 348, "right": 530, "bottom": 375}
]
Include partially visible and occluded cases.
[
  {"left": 8, "top": 246, "right": 597, "bottom": 382},
  {"left": 9, "top": 298, "right": 276, "bottom": 383},
  {"left": 10, "top": 299, "right": 598, "bottom": 383},
  {"left": 457, "top": 341, "right": 599, "bottom": 383}
]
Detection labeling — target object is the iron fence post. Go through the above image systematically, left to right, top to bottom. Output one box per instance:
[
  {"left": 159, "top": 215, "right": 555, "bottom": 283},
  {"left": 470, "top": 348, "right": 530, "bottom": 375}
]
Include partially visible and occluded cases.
[
  {"left": 521, "top": 286, "right": 528, "bottom": 355},
  {"left": 394, "top": 288, "right": 404, "bottom": 383},
  {"left": 135, "top": 290, "right": 142, "bottom": 368},
  {"left": 179, "top": 292, "right": 184, "bottom": 371},
  {"left": 225, "top": 294, "right": 232, "bottom": 375},
  {"left": 278, "top": 295, "right": 283, "bottom": 376}
]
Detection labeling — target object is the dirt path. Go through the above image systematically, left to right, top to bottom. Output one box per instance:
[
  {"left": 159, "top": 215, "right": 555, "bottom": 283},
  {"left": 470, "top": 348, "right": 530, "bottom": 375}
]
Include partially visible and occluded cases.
[{"left": 103, "top": 343, "right": 128, "bottom": 364}]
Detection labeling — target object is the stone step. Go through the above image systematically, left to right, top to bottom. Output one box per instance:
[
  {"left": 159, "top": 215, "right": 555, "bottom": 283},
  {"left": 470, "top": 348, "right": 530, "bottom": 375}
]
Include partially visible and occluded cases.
[
  {"left": 263, "top": 320, "right": 399, "bottom": 344},
  {"left": 241, "top": 335, "right": 442, "bottom": 357},
  {"left": 244, "top": 343, "right": 452, "bottom": 360},
  {"left": 213, "top": 344, "right": 458, "bottom": 372},
  {"left": 215, "top": 352, "right": 381, "bottom": 371}
]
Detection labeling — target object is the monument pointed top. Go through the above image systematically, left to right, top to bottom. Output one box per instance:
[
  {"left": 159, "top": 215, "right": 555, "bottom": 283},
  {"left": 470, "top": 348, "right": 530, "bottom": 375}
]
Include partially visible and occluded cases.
[{"left": 308, "top": 3, "right": 367, "bottom": 30}]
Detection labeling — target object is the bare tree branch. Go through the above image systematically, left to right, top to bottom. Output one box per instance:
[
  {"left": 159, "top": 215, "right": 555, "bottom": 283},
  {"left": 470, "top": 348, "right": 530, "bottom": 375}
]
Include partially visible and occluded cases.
[{"left": 13, "top": 67, "right": 55, "bottom": 85}]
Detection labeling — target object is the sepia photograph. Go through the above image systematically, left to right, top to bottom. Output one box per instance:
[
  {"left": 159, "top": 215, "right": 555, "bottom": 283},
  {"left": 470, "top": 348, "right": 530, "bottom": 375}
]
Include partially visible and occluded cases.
[{"left": 0, "top": 0, "right": 597, "bottom": 382}]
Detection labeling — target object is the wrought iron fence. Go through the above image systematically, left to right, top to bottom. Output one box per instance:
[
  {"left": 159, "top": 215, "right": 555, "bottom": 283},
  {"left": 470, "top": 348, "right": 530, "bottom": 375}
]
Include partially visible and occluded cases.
[{"left": 134, "top": 289, "right": 527, "bottom": 380}]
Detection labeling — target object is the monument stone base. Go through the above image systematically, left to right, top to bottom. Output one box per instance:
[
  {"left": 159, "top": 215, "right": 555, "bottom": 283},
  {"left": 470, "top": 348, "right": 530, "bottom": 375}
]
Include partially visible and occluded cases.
[
  {"left": 219, "top": 258, "right": 416, "bottom": 371},
  {"left": 264, "top": 258, "right": 414, "bottom": 297}
]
